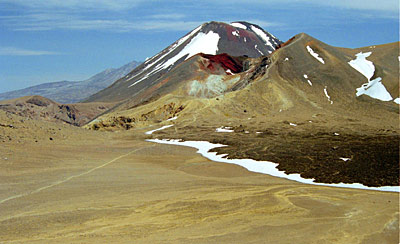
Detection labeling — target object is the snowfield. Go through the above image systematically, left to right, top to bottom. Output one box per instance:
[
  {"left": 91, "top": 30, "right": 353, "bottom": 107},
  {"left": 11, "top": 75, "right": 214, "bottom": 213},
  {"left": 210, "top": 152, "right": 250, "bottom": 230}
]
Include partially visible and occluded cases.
[
  {"left": 230, "top": 22, "right": 247, "bottom": 29},
  {"left": 126, "top": 25, "right": 203, "bottom": 87},
  {"left": 251, "top": 25, "right": 275, "bottom": 49},
  {"left": 129, "top": 30, "right": 220, "bottom": 88},
  {"left": 157, "top": 31, "right": 221, "bottom": 75},
  {"left": 306, "top": 46, "right": 325, "bottom": 64},
  {"left": 348, "top": 52, "right": 393, "bottom": 102},
  {"left": 348, "top": 52, "right": 374, "bottom": 80},
  {"left": 355, "top": 77, "right": 393, "bottom": 101},
  {"left": 147, "top": 139, "right": 399, "bottom": 192}
]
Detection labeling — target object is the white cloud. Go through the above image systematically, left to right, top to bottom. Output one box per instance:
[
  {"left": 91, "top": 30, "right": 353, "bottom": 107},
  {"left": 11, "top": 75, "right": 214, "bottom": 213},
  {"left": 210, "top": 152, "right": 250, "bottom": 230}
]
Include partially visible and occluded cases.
[
  {"left": 0, "top": 0, "right": 146, "bottom": 11},
  {"left": 1, "top": 0, "right": 395, "bottom": 33},
  {"left": 6, "top": 0, "right": 396, "bottom": 12},
  {"left": 205, "top": 0, "right": 398, "bottom": 12},
  {"left": 317, "top": 0, "right": 398, "bottom": 12},
  {"left": 0, "top": 12, "right": 202, "bottom": 32},
  {"left": 148, "top": 14, "right": 186, "bottom": 20},
  {"left": 138, "top": 20, "right": 202, "bottom": 31},
  {"left": 0, "top": 47, "right": 63, "bottom": 56}
]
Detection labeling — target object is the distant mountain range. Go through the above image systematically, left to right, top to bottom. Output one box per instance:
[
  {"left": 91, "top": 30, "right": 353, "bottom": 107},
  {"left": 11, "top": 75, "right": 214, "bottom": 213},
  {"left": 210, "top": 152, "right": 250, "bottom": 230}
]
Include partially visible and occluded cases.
[{"left": 0, "top": 61, "right": 140, "bottom": 104}]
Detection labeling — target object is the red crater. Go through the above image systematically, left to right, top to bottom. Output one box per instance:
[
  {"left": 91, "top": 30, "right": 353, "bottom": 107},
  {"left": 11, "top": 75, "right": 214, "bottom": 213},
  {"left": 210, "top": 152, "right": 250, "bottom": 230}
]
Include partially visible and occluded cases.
[{"left": 199, "top": 53, "right": 243, "bottom": 74}]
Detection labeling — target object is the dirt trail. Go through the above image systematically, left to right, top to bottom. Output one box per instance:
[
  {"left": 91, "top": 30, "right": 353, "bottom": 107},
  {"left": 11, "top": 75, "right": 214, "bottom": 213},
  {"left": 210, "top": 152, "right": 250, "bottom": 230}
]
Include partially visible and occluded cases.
[
  {"left": 0, "top": 131, "right": 398, "bottom": 243},
  {"left": 0, "top": 145, "right": 155, "bottom": 206}
]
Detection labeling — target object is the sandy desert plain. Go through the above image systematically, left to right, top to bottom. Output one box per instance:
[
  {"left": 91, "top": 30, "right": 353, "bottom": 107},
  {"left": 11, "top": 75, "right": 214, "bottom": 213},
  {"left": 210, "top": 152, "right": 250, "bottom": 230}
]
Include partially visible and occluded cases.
[{"left": 0, "top": 109, "right": 398, "bottom": 244}]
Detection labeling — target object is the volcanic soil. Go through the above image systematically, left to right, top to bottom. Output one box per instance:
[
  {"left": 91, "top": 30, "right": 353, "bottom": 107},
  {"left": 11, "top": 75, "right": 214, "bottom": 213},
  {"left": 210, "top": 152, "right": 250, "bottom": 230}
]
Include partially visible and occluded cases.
[
  {"left": 0, "top": 110, "right": 399, "bottom": 243},
  {"left": 158, "top": 118, "right": 399, "bottom": 187}
]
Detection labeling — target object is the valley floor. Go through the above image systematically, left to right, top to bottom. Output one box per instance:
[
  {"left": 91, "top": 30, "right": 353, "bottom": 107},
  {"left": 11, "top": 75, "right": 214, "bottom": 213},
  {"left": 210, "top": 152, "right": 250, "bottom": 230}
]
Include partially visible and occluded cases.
[{"left": 0, "top": 128, "right": 398, "bottom": 243}]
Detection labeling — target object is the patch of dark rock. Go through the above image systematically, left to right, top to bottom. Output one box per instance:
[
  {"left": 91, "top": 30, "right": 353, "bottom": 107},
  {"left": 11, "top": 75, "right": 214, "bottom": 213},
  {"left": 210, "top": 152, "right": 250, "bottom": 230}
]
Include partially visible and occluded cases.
[
  {"left": 0, "top": 123, "right": 14, "bottom": 128},
  {"left": 173, "top": 128, "right": 399, "bottom": 187},
  {"left": 209, "top": 133, "right": 399, "bottom": 187}
]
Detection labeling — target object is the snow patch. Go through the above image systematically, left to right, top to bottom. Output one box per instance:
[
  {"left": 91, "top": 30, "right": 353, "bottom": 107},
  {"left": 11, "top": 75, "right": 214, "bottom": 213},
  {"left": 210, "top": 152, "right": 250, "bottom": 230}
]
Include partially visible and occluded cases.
[
  {"left": 230, "top": 22, "right": 247, "bottom": 29},
  {"left": 128, "top": 25, "right": 203, "bottom": 87},
  {"left": 145, "top": 25, "right": 202, "bottom": 68},
  {"left": 251, "top": 25, "right": 274, "bottom": 48},
  {"left": 129, "top": 30, "right": 220, "bottom": 88},
  {"left": 232, "top": 30, "right": 239, "bottom": 37},
  {"left": 162, "top": 31, "right": 220, "bottom": 70},
  {"left": 254, "top": 45, "right": 264, "bottom": 55},
  {"left": 306, "top": 46, "right": 325, "bottom": 64},
  {"left": 348, "top": 52, "right": 374, "bottom": 80},
  {"left": 349, "top": 52, "right": 393, "bottom": 102},
  {"left": 284, "top": 57, "right": 289, "bottom": 61},
  {"left": 226, "top": 69, "right": 234, "bottom": 75},
  {"left": 126, "top": 70, "right": 145, "bottom": 82},
  {"left": 129, "top": 74, "right": 149, "bottom": 87},
  {"left": 303, "top": 74, "right": 312, "bottom": 86},
  {"left": 356, "top": 77, "right": 393, "bottom": 101},
  {"left": 324, "top": 86, "right": 333, "bottom": 104},
  {"left": 394, "top": 98, "right": 400, "bottom": 104},
  {"left": 166, "top": 116, "right": 178, "bottom": 121},
  {"left": 289, "top": 123, "right": 297, "bottom": 127},
  {"left": 145, "top": 125, "right": 174, "bottom": 135},
  {"left": 216, "top": 126, "right": 234, "bottom": 133},
  {"left": 334, "top": 133, "right": 340, "bottom": 136},
  {"left": 147, "top": 139, "right": 399, "bottom": 192},
  {"left": 340, "top": 157, "right": 351, "bottom": 162}
]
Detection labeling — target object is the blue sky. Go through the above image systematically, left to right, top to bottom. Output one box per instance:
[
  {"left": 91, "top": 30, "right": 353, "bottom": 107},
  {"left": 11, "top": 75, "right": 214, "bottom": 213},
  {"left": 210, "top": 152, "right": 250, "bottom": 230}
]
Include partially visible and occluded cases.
[{"left": 0, "top": 0, "right": 398, "bottom": 93}]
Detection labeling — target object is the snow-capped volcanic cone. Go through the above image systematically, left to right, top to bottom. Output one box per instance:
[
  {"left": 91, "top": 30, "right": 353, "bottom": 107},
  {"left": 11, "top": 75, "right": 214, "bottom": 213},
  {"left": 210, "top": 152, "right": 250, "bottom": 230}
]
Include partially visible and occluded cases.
[
  {"left": 85, "top": 21, "right": 282, "bottom": 102},
  {"left": 86, "top": 33, "right": 399, "bottom": 189},
  {"left": 87, "top": 33, "right": 399, "bottom": 133}
]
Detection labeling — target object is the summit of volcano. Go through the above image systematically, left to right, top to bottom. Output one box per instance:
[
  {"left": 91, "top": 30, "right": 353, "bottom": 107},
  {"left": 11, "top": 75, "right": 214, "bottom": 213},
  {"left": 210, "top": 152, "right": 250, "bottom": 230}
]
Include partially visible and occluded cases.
[
  {"left": 85, "top": 21, "right": 282, "bottom": 103},
  {"left": 86, "top": 28, "right": 399, "bottom": 188}
]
